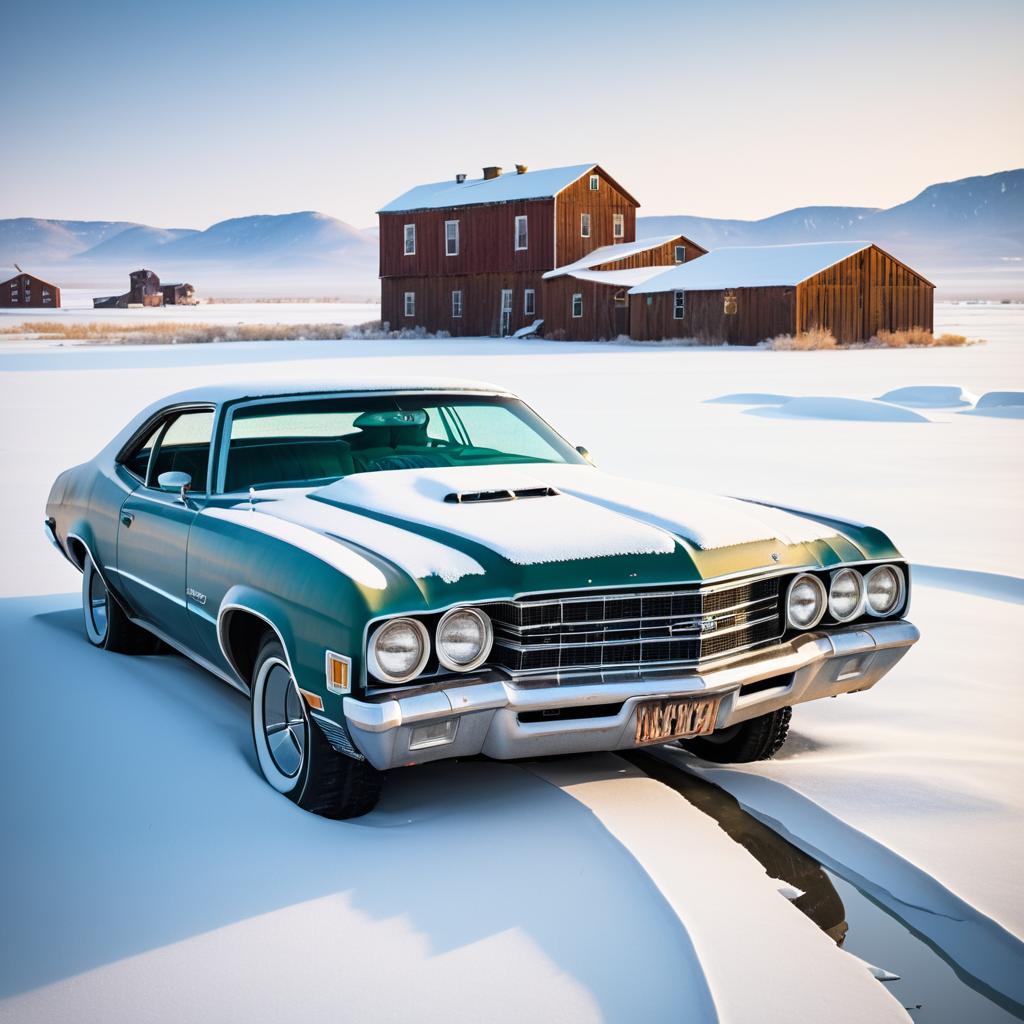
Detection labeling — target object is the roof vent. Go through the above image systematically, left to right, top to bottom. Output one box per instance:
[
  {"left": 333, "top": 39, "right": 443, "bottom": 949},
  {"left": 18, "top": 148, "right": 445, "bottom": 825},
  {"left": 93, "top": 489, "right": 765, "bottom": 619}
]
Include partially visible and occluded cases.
[
  {"left": 515, "top": 164, "right": 528, "bottom": 175},
  {"left": 482, "top": 166, "right": 503, "bottom": 180},
  {"left": 455, "top": 173, "right": 467, "bottom": 184},
  {"left": 444, "top": 486, "right": 561, "bottom": 504}
]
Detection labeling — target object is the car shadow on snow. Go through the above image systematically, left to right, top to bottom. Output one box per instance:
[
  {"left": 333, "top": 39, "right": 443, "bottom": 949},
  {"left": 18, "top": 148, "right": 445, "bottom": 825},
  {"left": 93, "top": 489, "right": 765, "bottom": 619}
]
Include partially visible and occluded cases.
[{"left": 1, "top": 595, "right": 716, "bottom": 1021}]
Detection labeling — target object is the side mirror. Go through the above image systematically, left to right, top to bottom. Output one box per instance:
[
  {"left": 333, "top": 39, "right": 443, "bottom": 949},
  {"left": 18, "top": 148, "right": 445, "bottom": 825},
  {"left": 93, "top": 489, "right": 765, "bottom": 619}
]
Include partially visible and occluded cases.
[
  {"left": 575, "top": 445, "right": 594, "bottom": 465},
  {"left": 157, "top": 471, "right": 192, "bottom": 502}
]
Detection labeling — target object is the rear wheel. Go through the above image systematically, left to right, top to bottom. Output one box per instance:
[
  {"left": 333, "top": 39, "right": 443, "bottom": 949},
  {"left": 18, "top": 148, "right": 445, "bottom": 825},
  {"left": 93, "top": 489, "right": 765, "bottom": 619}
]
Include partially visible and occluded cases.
[
  {"left": 82, "top": 554, "right": 160, "bottom": 654},
  {"left": 250, "top": 638, "right": 382, "bottom": 818},
  {"left": 678, "top": 706, "right": 792, "bottom": 763}
]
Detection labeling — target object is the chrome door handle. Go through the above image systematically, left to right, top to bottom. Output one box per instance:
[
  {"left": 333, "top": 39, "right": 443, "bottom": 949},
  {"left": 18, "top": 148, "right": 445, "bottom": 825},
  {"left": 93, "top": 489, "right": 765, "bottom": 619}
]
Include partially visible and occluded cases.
[{"left": 121, "top": 512, "right": 135, "bottom": 527}]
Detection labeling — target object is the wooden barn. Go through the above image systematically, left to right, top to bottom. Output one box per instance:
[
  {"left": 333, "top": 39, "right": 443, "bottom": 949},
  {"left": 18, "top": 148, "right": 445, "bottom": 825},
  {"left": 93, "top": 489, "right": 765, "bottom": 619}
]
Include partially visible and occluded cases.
[
  {"left": 378, "top": 163, "right": 646, "bottom": 337},
  {"left": 542, "top": 234, "right": 707, "bottom": 340},
  {"left": 628, "top": 241, "right": 934, "bottom": 344},
  {"left": 0, "top": 268, "right": 60, "bottom": 308},
  {"left": 93, "top": 269, "right": 196, "bottom": 309}
]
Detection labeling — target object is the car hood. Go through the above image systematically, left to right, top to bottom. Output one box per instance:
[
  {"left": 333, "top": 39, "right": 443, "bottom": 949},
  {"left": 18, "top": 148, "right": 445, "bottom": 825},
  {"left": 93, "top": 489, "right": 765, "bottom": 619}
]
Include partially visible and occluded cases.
[{"left": 238, "top": 465, "right": 898, "bottom": 601}]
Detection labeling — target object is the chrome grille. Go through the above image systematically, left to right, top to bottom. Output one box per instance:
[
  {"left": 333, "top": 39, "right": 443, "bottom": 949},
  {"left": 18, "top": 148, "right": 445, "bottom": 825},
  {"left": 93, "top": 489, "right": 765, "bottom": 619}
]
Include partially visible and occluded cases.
[{"left": 484, "top": 577, "right": 783, "bottom": 675}]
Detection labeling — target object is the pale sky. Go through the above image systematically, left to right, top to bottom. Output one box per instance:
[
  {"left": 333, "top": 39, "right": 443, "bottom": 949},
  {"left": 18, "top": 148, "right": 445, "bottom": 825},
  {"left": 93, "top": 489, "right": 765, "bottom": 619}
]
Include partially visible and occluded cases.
[{"left": 3, "top": 0, "right": 1022, "bottom": 228}]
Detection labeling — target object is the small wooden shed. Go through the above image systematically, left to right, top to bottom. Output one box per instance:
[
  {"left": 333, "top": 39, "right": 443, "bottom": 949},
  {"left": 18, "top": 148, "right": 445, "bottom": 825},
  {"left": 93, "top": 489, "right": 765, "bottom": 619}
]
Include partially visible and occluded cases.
[{"left": 628, "top": 241, "right": 934, "bottom": 344}]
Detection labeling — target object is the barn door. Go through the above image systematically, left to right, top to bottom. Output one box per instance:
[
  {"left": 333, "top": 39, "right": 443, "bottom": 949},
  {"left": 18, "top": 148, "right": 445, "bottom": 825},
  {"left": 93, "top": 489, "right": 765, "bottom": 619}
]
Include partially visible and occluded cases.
[
  {"left": 500, "top": 289, "right": 513, "bottom": 336},
  {"left": 613, "top": 290, "right": 628, "bottom": 337}
]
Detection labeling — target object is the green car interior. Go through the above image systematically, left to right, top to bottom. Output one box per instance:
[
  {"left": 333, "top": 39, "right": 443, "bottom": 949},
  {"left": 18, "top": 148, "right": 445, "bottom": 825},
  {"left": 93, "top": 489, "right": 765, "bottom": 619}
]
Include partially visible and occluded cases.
[{"left": 220, "top": 394, "right": 587, "bottom": 492}]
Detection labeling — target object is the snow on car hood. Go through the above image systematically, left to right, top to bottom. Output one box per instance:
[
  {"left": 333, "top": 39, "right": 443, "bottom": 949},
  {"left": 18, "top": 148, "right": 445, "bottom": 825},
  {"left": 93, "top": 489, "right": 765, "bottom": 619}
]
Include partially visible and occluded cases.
[{"left": 311, "top": 463, "right": 840, "bottom": 561}]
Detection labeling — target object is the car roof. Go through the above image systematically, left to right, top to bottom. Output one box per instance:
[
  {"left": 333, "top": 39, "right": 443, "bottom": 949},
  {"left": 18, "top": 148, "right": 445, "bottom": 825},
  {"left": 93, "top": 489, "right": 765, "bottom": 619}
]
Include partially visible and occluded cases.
[{"left": 153, "top": 377, "right": 514, "bottom": 407}]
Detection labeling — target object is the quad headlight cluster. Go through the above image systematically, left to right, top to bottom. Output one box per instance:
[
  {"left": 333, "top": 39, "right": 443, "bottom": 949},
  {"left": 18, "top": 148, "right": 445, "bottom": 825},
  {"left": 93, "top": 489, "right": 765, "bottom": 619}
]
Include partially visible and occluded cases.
[
  {"left": 785, "top": 564, "right": 905, "bottom": 630},
  {"left": 367, "top": 607, "right": 494, "bottom": 685}
]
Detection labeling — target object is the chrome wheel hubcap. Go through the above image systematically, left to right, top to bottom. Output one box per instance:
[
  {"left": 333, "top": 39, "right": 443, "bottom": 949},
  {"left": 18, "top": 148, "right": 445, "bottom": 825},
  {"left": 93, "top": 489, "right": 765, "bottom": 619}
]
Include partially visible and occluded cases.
[{"left": 262, "top": 662, "right": 307, "bottom": 778}]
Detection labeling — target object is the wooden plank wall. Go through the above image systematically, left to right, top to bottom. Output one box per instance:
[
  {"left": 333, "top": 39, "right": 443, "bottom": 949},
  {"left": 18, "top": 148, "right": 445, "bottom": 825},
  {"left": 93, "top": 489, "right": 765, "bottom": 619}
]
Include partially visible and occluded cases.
[
  {"left": 555, "top": 171, "right": 638, "bottom": 266},
  {"left": 379, "top": 198, "right": 554, "bottom": 278},
  {"left": 796, "top": 246, "right": 933, "bottom": 340},
  {"left": 0, "top": 273, "right": 61, "bottom": 308},
  {"left": 382, "top": 273, "right": 544, "bottom": 337},
  {"left": 543, "top": 278, "right": 630, "bottom": 340},
  {"left": 629, "top": 287, "right": 796, "bottom": 343}
]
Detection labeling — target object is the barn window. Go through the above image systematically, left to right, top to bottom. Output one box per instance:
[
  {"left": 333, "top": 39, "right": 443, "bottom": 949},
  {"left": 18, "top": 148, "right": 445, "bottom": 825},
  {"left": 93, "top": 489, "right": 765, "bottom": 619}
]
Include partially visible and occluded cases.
[
  {"left": 589, "top": 174, "right": 600, "bottom": 191},
  {"left": 580, "top": 213, "right": 591, "bottom": 238},
  {"left": 613, "top": 214, "right": 624, "bottom": 239},
  {"left": 515, "top": 215, "right": 528, "bottom": 251},
  {"left": 445, "top": 220, "right": 459, "bottom": 256},
  {"left": 404, "top": 224, "right": 416, "bottom": 256},
  {"left": 674, "top": 245, "right": 686, "bottom": 264},
  {"left": 42, "top": 288, "right": 52, "bottom": 304},
  {"left": 524, "top": 289, "right": 535, "bottom": 316},
  {"left": 451, "top": 290, "right": 462, "bottom": 318},
  {"left": 404, "top": 291, "right": 415, "bottom": 317},
  {"left": 673, "top": 291, "right": 685, "bottom": 319},
  {"left": 571, "top": 293, "right": 583, "bottom": 319},
  {"left": 724, "top": 293, "right": 737, "bottom": 315}
]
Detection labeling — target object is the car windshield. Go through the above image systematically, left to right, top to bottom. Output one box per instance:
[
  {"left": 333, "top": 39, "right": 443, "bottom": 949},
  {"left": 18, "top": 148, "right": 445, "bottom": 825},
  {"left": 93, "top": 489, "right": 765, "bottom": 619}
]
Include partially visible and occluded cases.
[{"left": 219, "top": 393, "right": 586, "bottom": 493}]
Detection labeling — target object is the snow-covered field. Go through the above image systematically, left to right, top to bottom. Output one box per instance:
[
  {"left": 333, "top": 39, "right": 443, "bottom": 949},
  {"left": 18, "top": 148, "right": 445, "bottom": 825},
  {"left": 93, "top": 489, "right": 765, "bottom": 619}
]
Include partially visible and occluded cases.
[{"left": 1, "top": 302, "right": 1021, "bottom": 1022}]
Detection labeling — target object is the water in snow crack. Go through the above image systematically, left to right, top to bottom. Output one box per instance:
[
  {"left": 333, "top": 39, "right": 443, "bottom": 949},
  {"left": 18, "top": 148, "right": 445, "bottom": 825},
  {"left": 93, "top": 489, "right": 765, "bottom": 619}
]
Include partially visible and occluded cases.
[{"left": 625, "top": 752, "right": 1024, "bottom": 1024}]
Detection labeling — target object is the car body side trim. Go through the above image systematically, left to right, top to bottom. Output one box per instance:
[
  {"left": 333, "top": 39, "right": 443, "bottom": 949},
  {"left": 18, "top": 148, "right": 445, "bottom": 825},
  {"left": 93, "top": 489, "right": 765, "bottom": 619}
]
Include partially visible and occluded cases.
[
  {"left": 106, "top": 566, "right": 188, "bottom": 608},
  {"left": 128, "top": 615, "right": 248, "bottom": 695}
]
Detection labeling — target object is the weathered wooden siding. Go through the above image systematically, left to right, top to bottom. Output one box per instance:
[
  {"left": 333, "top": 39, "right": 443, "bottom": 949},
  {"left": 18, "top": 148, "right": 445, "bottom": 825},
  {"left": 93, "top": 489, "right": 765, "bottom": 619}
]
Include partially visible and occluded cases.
[
  {"left": 554, "top": 170, "right": 638, "bottom": 266},
  {"left": 379, "top": 198, "right": 555, "bottom": 278},
  {"left": 592, "top": 235, "right": 707, "bottom": 272},
  {"left": 797, "top": 246, "right": 933, "bottom": 339},
  {"left": 0, "top": 272, "right": 61, "bottom": 308},
  {"left": 382, "top": 273, "right": 545, "bottom": 337},
  {"left": 544, "top": 277, "right": 632, "bottom": 341},
  {"left": 629, "top": 287, "right": 796, "bottom": 343}
]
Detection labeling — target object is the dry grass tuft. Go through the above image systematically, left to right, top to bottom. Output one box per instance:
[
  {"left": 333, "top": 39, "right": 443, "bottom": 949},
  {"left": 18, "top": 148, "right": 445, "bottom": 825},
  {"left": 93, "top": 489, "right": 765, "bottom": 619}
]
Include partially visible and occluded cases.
[
  {"left": 767, "top": 327, "right": 838, "bottom": 351},
  {"left": 869, "top": 328, "right": 973, "bottom": 348}
]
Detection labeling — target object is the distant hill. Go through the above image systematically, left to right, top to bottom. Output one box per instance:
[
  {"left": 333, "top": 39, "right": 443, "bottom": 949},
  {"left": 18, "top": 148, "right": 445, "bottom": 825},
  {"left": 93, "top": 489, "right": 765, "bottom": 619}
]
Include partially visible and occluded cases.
[
  {"left": 638, "top": 170, "right": 1024, "bottom": 275},
  {"left": 0, "top": 217, "right": 138, "bottom": 264},
  {"left": 78, "top": 225, "right": 200, "bottom": 261}
]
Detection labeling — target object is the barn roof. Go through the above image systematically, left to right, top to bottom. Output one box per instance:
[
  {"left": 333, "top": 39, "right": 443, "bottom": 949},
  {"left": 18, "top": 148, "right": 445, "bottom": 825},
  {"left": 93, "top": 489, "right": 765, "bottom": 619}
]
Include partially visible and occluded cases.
[
  {"left": 378, "top": 164, "right": 636, "bottom": 213},
  {"left": 543, "top": 235, "right": 683, "bottom": 279},
  {"left": 629, "top": 241, "right": 876, "bottom": 294},
  {"left": 566, "top": 267, "right": 674, "bottom": 288},
  {"left": 0, "top": 269, "right": 59, "bottom": 290}
]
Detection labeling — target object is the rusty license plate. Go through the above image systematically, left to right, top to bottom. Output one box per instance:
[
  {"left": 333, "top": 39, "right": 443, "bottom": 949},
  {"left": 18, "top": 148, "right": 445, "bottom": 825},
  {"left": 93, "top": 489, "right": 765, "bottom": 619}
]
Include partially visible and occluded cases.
[{"left": 635, "top": 696, "right": 721, "bottom": 744}]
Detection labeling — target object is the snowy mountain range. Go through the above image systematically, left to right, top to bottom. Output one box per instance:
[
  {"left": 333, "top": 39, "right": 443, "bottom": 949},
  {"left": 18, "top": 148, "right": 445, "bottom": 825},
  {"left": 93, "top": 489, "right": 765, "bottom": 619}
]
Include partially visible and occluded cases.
[{"left": 1, "top": 169, "right": 1020, "bottom": 298}]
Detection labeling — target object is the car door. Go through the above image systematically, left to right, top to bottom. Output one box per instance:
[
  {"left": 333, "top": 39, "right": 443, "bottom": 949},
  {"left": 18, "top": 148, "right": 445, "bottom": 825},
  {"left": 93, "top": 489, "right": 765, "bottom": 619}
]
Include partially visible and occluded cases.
[{"left": 115, "top": 407, "right": 215, "bottom": 646}]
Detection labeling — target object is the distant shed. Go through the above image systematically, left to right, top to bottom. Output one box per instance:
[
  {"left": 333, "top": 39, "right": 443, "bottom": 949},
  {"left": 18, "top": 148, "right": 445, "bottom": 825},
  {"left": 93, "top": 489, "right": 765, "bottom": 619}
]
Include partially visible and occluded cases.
[
  {"left": 628, "top": 241, "right": 934, "bottom": 344},
  {"left": 0, "top": 269, "right": 60, "bottom": 308}
]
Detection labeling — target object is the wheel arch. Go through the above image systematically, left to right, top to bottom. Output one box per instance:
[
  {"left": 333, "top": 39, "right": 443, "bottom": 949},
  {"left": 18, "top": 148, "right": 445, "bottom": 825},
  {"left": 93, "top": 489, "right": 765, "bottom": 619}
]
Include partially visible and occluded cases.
[{"left": 217, "top": 588, "right": 299, "bottom": 694}]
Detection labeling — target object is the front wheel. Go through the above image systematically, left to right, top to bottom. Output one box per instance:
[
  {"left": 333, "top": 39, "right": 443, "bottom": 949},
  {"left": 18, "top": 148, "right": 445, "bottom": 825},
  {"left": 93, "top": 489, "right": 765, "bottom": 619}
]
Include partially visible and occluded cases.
[
  {"left": 250, "top": 638, "right": 383, "bottom": 818},
  {"left": 678, "top": 706, "right": 792, "bottom": 763}
]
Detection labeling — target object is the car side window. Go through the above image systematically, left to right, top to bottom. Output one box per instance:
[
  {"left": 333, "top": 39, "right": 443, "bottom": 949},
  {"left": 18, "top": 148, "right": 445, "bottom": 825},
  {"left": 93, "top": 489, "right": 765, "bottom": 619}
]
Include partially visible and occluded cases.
[
  {"left": 147, "top": 410, "right": 215, "bottom": 493},
  {"left": 122, "top": 422, "right": 165, "bottom": 482}
]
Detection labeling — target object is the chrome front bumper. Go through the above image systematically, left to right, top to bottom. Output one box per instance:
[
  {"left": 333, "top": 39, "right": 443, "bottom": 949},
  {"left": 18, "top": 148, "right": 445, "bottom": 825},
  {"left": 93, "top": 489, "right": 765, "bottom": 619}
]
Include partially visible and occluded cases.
[{"left": 342, "top": 620, "right": 919, "bottom": 770}]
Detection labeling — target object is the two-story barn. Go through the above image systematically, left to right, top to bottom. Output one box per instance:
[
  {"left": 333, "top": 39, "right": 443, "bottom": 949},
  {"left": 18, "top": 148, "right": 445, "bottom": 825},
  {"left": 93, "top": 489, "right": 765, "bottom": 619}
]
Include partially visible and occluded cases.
[
  {"left": 378, "top": 164, "right": 699, "bottom": 338},
  {"left": 628, "top": 241, "right": 934, "bottom": 344},
  {"left": 0, "top": 268, "right": 61, "bottom": 308}
]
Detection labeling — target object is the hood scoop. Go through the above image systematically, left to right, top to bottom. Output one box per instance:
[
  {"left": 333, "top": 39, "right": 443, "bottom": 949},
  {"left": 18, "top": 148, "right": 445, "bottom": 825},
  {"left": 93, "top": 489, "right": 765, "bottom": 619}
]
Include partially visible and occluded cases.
[{"left": 444, "top": 485, "right": 561, "bottom": 504}]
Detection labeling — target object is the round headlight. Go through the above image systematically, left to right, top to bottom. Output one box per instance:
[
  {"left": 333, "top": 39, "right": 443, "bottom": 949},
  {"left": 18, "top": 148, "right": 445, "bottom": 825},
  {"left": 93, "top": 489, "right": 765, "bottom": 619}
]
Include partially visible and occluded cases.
[
  {"left": 865, "top": 565, "right": 904, "bottom": 616},
  {"left": 828, "top": 568, "right": 863, "bottom": 621},
  {"left": 786, "top": 573, "right": 826, "bottom": 630},
  {"left": 436, "top": 607, "right": 493, "bottom": 672},
  {"left": 368, "top": 617, "right": 429, "bottom": 683}
]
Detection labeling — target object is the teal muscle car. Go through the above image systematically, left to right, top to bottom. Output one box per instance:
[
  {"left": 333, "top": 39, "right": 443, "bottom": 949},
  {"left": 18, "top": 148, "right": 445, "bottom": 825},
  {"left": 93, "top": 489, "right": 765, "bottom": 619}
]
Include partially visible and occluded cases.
[{"left": 45, "top": 380, "right": 919, "bottom": 818}]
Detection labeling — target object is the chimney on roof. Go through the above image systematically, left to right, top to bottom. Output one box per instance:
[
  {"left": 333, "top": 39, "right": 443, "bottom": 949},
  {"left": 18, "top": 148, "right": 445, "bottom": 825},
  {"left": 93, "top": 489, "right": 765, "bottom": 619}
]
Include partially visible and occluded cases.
[
  {"left": 515, "top": 164, "right": 528, "bottom": 175},
  {"left": 482, "top": 166, "right": 503, "bottom": 180},
  {"left": 455, "top": 173, "right": 467, "bottom": 184}
]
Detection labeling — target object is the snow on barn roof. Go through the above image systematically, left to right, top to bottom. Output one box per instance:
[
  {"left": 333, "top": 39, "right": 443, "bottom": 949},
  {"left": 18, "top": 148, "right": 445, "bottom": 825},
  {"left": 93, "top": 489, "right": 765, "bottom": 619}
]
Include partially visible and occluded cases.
[
  {"left": 379, "top": 164, "right": 600, "bottom": 213},
  {"left": 543, "top": 236, "right": 683, "bottom": 279},
  {"left": 628, "top": 241, "right": 874, "bottom": 294},
  {"left": 566, "top": 267, "right": 674, "bottom": 288}
]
